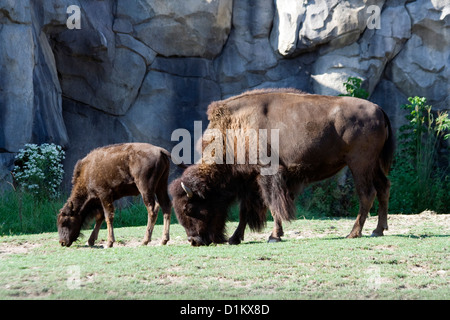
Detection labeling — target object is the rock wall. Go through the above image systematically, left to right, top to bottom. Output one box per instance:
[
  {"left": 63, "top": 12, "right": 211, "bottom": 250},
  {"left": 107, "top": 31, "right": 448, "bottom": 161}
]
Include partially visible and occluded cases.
[{"left": 0, "top": 0, "right": 449, "bottom": 190}]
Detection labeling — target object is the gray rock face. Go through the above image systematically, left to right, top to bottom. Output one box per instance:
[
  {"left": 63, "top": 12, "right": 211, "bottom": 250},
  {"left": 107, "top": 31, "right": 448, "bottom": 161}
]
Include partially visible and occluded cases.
[
  {"left": 0, "top": 0, "right": 449, "bottom": 189},
  {"left": 0, "top": 0, "right": 69, "bottom": 154},
  {"left": 119, "top": 0, "right": 233, "bottom": 58},
  {"left": 270, "top": 0, "right": 305, "bottom": 57},
  {"left": 387, "top": 0, "right": 450, "bottom": 109},
  {"left": 311, "top": 2, "right": 411, "bottom": 96},
  {"left": 0, "top": 24, "right": 35, "bottom": 152},
  {"left": 123, "top": 62, "right": 221, "bottom": 149}
]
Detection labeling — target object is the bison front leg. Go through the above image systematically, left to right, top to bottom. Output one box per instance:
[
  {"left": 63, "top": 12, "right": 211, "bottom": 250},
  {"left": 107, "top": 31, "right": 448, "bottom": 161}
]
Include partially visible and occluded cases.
[
  {"left": 257, "top": 169, "right": 294, "bottom": 243},
  {"left": 100, "top": 198, "right": 116, "bottom": 248},
  {"left": 229, "top": 200, "right": 248, "bottom": 245},
  {"left": 88, "top": 211, "right": 104, "bottom": 246},
  {"left": 229, "top": 219, "right": 246, "bottom": 245}
]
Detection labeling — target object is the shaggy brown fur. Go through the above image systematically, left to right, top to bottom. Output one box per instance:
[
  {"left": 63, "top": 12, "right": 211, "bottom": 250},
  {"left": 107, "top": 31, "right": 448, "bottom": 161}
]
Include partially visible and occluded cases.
[
  {"left": 170, "top": 89, "right": 395, "bottom": 246},
  {"left": 57, "top": 143, "right": 174, "bottom": 248}
]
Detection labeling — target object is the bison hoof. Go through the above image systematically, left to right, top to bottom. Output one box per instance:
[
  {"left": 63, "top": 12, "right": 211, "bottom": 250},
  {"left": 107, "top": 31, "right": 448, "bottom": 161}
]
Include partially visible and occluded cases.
[
  {"left": 371, "top": 230, "right": 384, "bottom": 237},
  {"left": 346, "top": 232, "right": 362, "bottom": 239},
  {"left": 267, "top": 236, "right": 282, "bottom": 243},
  {"left": 228, "top": 237, "right": 242, "bottom": 245}
]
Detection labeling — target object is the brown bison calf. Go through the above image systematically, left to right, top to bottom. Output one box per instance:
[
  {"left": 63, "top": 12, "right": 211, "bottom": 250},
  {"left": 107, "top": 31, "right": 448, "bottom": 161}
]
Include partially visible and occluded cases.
[{"left": 57, "top": 143, "right": 173, "bottom": 248}]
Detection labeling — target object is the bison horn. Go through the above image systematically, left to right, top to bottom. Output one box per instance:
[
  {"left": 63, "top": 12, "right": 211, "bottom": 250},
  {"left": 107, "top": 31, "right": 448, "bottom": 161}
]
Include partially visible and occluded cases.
[{"left": 181, "top": 182, "right": 193, "bottom": 198}]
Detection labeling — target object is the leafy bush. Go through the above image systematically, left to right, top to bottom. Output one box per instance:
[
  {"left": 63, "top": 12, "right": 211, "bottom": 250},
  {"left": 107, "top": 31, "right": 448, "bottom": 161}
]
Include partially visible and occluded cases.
[
  {"left": 339, "top": 76, "right": 369, "bottom": 99},
  {"left": 389, "top": 97, "right": 450, "bottom": 213},
  {"left": 12, "top": 143, "right": 65, "bottom": 200},
  {"left": 0, "top": 144, "right": 66, "bottom": 234},
  {"left": 296, "top": 171, "right": 359, "bottom": 218}
]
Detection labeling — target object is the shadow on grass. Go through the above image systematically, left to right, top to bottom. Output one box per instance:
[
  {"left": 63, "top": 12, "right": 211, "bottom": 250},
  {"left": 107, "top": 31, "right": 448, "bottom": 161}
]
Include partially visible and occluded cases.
[{"left": 390, "top": 234, "right": 450, "bottom": 239}]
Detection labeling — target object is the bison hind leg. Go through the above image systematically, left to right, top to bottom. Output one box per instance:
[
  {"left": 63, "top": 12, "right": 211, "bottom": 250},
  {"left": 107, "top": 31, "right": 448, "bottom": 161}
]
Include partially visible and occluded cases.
[
  {"left": 371, "top": 166, "right": 391, "bottom": 237},
  {"left": 347, "top": 167, "right": 377, "bottom": 239},
  {"left": 142, "top": 195, "right": 159, "bottom": 246}
]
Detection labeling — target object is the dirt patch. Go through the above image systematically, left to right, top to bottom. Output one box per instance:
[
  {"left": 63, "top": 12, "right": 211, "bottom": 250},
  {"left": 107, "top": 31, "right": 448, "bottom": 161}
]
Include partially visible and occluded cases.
[
  {"left": 388, "top": 211, "right": 449, "bottom": 236},
  {"left": 248, "top": 212, "right": 449, "bottom": 241},
  {"left": 0, "top": 242, "right": 40, "bottom": 257}
]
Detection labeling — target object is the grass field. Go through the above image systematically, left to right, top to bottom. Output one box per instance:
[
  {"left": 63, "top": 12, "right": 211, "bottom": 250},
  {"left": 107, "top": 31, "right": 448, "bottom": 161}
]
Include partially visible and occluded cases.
[{"left": 0, "top": 211, "right": 448, "bottom": 300}]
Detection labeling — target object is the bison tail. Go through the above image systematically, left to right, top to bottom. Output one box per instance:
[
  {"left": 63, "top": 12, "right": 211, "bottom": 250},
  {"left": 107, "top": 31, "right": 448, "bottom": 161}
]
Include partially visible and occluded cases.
[
  {"left": 379, "top": 109, "right": 396, "bottom": 175},
  {"left": 160, "top": 149, "right": 188, "bottom": 169}
]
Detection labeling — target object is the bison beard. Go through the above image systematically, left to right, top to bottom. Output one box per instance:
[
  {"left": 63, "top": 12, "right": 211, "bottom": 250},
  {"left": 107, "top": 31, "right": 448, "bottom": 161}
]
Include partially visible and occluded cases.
[{"left": 170, "top": 88, "right": 395, "bottom": 246}]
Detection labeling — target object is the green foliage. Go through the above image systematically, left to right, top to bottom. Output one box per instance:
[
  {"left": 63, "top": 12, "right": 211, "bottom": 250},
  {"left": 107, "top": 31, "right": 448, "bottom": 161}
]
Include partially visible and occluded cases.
[
  {"left": 339, "top": 76, "right": 369, "bottom": 99},
  {"left": 389, "top": 97, "right": 450, "bottom": 213},
  {"left": 12, "top": 143, "right": 65, "bottom": 200},
  {"left": 0, "top": 144, "right": 66, "bottom": 235},
  {"left": 296, "top": 171, "right": 359, "bottom": 218},
  {"left": 0, "top": 190, "right": 65, "bottom": 235}
]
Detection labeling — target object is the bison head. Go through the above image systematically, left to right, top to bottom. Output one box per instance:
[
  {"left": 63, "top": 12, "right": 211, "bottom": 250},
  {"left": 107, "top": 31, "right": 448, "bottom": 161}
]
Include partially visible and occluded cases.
[
  {"left": 169, "top": 165, "right": 233, "bottom": 246},
  {"left": 57, "top": 202, "right": 83, "bottom": 247}
]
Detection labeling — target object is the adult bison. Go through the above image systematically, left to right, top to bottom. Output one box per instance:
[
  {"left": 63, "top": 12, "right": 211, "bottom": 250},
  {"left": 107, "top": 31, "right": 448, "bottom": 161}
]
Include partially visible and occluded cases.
[
  {"left": 170, "top": 89, "right": 395, "bottom": 246},
  {"left": 57, "top": 143, "right": 175, "bottom": 248}
]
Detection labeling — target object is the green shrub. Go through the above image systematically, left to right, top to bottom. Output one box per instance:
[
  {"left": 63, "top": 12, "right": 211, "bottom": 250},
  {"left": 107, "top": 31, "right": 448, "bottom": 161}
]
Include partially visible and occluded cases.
[
  {"left": 339, "top": 76, "right": 369, "bottom": 99},
  {"left": 389, "top": 97, "right": 450, "bottom": 213},
  {"left": 12, "top": 143, "right": 65, "bottom": 200},
  {"left": 0, "top": 144, "right": 66, "bottom": 235},
  {"left": 296, "top": 171, "right": 359, "bottom": 218}
]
